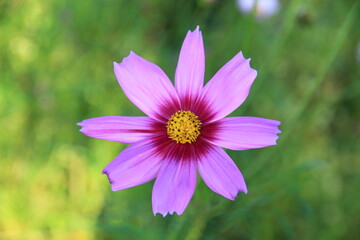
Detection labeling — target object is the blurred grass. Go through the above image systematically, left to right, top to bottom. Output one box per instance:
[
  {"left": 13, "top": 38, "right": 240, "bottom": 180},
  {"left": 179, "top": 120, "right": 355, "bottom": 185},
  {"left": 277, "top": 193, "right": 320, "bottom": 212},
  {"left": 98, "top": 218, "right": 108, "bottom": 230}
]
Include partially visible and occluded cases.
[{"left": 1, "top": 0, "right": 360, "bottom": 239}]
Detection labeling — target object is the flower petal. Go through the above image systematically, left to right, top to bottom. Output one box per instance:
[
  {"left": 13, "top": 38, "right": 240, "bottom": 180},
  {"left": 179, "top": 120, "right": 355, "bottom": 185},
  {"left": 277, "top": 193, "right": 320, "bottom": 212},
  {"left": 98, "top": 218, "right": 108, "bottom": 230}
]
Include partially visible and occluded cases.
[
  {"left": 175, "top": 26, "right": 205, "bottom": 108},
  {"left": 198, "top": 51, "right": 257, "bottom": 122},
  {"left": 114, "top": 52, "right": 180, "bottom": 122},
  {"left": 77, "top": 116, "right": 159, "bottom": 143},
  {"left": 204, "top": 117, "right": 281, "bottom": 150},
  {"left": 103, "top": 138, "right": 170, "bottom": 191},
  {"left": 197, "top": 144, "right": 247, "bottom": 200},
  {"left": 152, "top": 145, "right": 197, "bottom": 216}
]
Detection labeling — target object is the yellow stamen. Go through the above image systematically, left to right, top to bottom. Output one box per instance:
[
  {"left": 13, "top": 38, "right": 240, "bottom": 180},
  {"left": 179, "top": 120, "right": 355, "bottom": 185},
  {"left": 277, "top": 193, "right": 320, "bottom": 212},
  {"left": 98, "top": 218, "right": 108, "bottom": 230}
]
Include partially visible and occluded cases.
[{"left": 166, "top": 110, "right": 202, "bottom": 144}]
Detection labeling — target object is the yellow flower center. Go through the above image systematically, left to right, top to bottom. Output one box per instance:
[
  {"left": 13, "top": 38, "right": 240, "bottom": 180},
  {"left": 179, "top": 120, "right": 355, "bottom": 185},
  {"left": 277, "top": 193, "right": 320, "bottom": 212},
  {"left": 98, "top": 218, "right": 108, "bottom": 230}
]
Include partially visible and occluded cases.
[{"left": 166, "top": 110, "right": 202, "bottom": 144}]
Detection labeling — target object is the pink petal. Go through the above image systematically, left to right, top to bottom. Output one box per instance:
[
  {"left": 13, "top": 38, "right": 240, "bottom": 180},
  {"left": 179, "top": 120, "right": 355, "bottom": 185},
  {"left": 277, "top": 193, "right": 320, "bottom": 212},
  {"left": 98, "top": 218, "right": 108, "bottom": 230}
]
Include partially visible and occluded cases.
[
  {"left": 175, "top": 26, "right": 205, "bottom": 108},
  {"left": 198, "top": 51, "right": 257, "bottom": 122},
  {"left": 113, "top": 52, "right": 180, "bottom": 122},
  {"left": 77, "top": 116, "right": 158, "bottom": 143},
  {"left": 204, "top": 117, "right": 281, "bottom": 150},
  {"left": 103, "top": 138, "right": 170, "bottom": 191},
  {"left": 197, "top": 144, "right": 247, "bottom": 200},
  {"left": 152, "top": 146, "right": 197, "bottom": 216}
]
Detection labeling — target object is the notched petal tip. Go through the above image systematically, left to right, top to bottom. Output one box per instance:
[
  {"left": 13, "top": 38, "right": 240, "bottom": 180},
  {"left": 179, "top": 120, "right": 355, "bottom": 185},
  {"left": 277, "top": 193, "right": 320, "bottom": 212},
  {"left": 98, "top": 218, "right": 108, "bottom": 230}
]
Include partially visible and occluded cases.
[
  {"left": 186, "top": 25, "right": 202, "bottom": 39},
  {"left": 128, "top": 50, "right": 137, "bottom": 57},
  {"left": 201, "top": 50, "right": 259, "bottom": 121},
  {"left": 238, "top": 50, "right": 244, "bottom": 58},
  {"left": 113, "top": 51, "right": 138, "bottom": 66},
  {"left": 240, "top": 51, "right": 258, "bottom": 75},
  {"left": 241, "top": 53, "right": 258, "bottom": 76},
  {"left": 246, "top": 58, "right": 257, "bottom": 75},
  {"left": 273, "top": 119, "right": 282, "bottom": 126},
  {"left": 274, "top": 120, "right": 282, "bottom": 141},
  {"left": 76, "top": 121, "right": 87, "bottom": 133},
  {"left": 267, "top": 121, "right": 283, "bottom": 146},
  {"left": 274, "top": 124, "right": 282, "bottom": 145},
  {"left": 276, "top": 128, "right": 282, "bottom": 134},
  {"left": 102, "top": 169, "right": 123, "bottom": 192},
  {"left": 102, "top": 169, "right": 112, "bottom": 182},
  {"left": 101, "top": 170, "right": 118, "bottom": 191},
  {"left": 242, "top": 185, "right": 248, "bottom": 194},
  {"left": 226, "top": 188, "right": 248, "bottom": 200},
  {"left": 153, "top": 210, "right": 184, "bottom": 217},
  {"left": 153, "top": 211, "right": 170, "bottom": 217}
]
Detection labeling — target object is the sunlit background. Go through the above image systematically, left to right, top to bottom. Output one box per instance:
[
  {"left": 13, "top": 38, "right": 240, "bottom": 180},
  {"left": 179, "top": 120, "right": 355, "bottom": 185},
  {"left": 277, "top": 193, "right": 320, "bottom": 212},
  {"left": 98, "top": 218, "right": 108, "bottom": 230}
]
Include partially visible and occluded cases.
[{"left": 1, "top": 0, "right": 359, "bottom": 239}]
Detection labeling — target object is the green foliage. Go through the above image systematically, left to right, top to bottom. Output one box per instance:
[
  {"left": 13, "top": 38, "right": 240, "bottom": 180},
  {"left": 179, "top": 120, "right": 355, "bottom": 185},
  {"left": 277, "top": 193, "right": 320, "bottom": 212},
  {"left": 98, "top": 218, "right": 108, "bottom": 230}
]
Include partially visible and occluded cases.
[{"left": 1, "top": 0, "right": 359, "bottom": 239}]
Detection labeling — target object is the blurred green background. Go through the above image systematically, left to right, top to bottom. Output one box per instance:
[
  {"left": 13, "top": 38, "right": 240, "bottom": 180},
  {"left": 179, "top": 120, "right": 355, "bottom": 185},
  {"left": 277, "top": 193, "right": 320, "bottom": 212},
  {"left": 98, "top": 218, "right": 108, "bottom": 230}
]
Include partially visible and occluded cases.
[{"left": 1, "top": 0, "right": 359, "bottom": 239}]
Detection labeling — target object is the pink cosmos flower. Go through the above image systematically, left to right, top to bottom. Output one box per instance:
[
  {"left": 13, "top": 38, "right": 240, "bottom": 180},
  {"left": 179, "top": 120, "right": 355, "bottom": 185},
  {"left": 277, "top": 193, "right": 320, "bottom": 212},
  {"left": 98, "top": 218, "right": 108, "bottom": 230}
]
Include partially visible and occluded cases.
[{"left": 78, "top": 26, "right": 281, "bottom": 216}]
